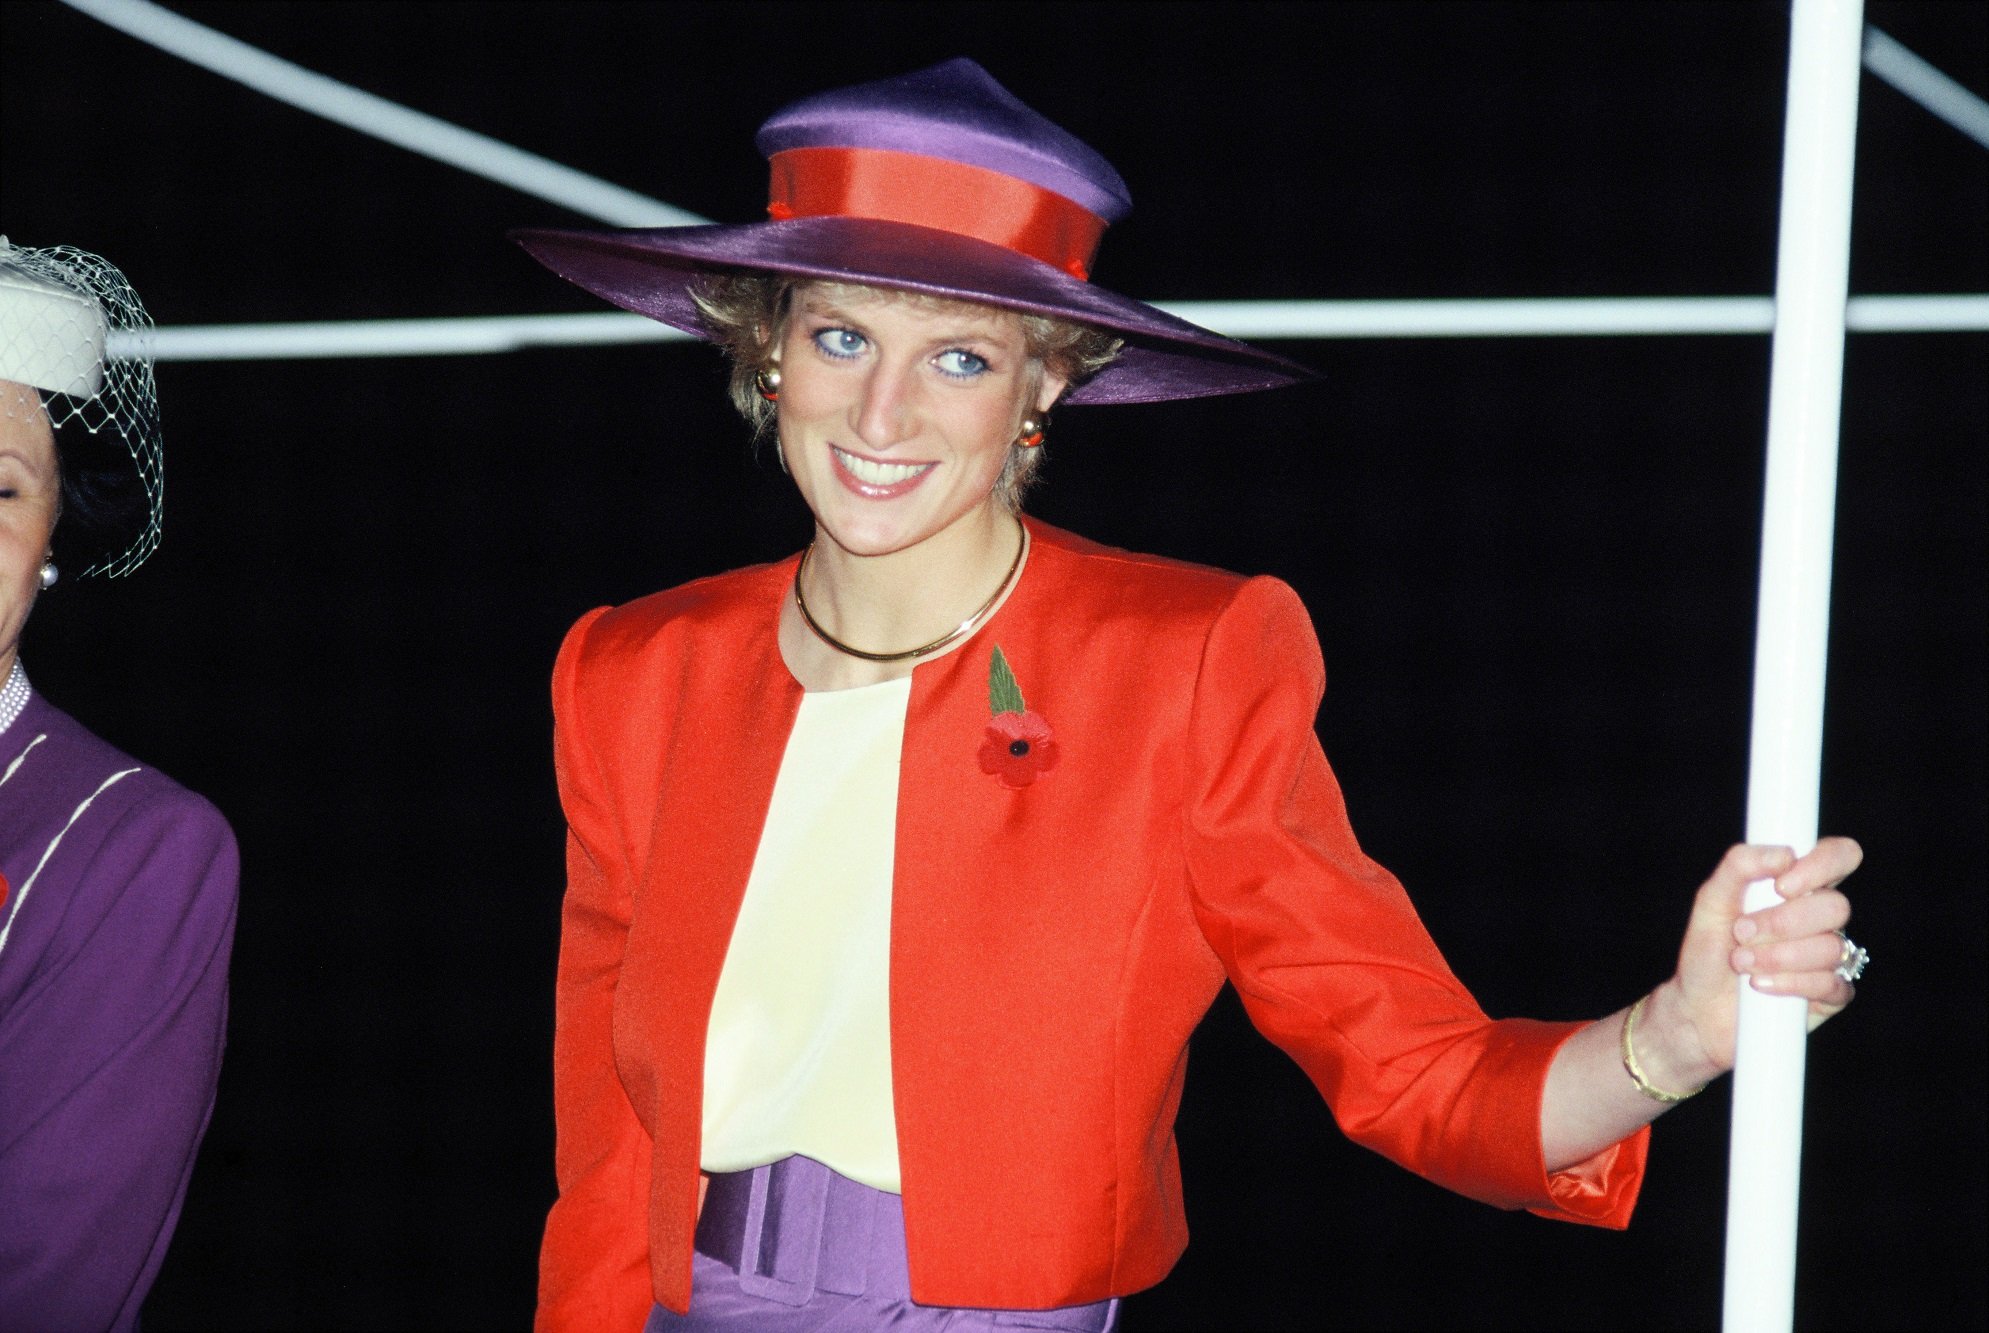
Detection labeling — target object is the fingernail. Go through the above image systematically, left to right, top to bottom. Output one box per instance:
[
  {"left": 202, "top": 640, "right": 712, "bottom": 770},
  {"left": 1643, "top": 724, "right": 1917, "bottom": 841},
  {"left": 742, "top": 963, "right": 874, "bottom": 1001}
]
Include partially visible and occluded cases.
[
  {"left": 1734, "top": 917, "right": 1758, "bottom": 943},
  {"left": 1749, "top": 974, "right": 1775, "bottom": 992}
]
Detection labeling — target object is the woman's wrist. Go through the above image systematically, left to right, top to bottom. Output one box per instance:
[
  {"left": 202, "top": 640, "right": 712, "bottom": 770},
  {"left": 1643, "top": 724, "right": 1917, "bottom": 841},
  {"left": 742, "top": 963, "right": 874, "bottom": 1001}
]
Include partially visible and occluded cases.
[{"left": 1624, "top": 980, "right": 1722, "bottom": 1099}]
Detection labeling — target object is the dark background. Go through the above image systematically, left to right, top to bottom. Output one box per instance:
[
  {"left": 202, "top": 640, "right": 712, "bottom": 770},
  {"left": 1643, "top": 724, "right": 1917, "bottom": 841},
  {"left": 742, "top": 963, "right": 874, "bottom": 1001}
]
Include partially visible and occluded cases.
[{"left": 3, "top": 1, "right": 1984, "bottom": 1328}]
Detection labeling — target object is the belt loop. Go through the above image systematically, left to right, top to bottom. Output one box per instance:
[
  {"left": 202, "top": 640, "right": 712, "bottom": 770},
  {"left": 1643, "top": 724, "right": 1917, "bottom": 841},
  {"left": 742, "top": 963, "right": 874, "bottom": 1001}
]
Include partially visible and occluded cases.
[
  {"left": 735, "top": 1157, "right": 828, "bottom": 1306},
  {"left": 739, "top": 1164, "right": 770, "bottom": 1273},
  {"left": 815, "top": 1167, "right": 881, "bottom": 1296},
  {"left": 863, "top": 1181, "right": 914, "bottom": 1302}
]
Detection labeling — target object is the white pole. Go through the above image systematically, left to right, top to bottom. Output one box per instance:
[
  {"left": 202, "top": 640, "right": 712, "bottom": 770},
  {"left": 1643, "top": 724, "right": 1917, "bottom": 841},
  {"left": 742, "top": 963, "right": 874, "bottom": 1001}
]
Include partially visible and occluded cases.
[{"left": 1724, "top": 2, "right": 1863, "bottom": 1330}]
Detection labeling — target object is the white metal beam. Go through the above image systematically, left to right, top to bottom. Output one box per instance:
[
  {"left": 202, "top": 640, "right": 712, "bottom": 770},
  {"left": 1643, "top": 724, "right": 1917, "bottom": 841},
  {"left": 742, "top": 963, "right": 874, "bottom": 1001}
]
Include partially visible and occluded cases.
[
  {"left": 58, "top": 0, "right": 707, "bottom": 227},
  {"left": 1864, "top": 26, "right": 1989, "bottom": 149},
  {"left": 106, "top": 294, "right": 1989, "bottom": 362}
]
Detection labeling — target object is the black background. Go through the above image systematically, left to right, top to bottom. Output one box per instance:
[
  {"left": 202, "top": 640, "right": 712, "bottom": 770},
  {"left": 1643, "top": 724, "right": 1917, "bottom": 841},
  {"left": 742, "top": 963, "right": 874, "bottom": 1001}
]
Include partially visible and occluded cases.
[{"left": 2, "top": 2, "right": 1984, "bottom": 1329}]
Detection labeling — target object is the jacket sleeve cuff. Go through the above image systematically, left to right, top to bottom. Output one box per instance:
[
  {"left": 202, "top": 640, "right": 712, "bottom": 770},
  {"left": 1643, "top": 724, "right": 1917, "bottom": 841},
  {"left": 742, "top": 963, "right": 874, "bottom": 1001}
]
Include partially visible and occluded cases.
[
  {"left": 1521, "top": 1020, "right": 1649, "bottom": 1229},
  {"left": 1530, "top": 1125, "right": 1649, "bottom": 1229}
]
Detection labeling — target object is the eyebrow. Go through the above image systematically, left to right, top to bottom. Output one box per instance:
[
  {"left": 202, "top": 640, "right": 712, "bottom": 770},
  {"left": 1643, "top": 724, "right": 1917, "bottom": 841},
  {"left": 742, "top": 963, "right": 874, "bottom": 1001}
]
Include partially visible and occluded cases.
[
  {"left": 796, "top": 296, "right": 864, "bottom": 330},
  {"left": 800, "top": 309, "right": 1019, "bottom": 361}
]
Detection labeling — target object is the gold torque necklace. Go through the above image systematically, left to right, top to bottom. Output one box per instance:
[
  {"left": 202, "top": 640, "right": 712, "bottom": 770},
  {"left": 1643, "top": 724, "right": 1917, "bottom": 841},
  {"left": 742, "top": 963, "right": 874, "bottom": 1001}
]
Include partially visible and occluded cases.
[{"left": 794, "top": 521, "right": 1028, "bottom": 664}]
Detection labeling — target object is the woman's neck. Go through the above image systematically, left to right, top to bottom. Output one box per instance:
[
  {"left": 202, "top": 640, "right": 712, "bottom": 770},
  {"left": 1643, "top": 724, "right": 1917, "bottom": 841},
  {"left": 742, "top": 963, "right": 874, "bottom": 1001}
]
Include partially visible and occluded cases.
[{"left": 780, "top": 509, "right": 1025, "bottom": 691}]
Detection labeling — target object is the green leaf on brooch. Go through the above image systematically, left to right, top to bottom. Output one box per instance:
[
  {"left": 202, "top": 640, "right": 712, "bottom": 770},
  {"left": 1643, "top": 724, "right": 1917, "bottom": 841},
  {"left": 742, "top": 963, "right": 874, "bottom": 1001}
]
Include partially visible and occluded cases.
[{"left": 989, "top": 644, "right": 1027, "bottom": 716}]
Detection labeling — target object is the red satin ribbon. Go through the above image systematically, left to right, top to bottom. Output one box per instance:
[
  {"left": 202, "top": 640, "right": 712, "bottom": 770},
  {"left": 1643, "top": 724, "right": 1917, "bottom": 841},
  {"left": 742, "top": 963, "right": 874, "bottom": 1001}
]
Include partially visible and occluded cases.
[{"left": 767, "top": 147, "right": 1106, "bottom": 280}]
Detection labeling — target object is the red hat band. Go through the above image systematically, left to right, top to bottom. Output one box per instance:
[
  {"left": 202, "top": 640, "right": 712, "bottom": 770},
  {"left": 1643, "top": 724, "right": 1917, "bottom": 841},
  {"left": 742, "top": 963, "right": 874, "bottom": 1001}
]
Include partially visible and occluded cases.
[{"left": 767, "top": 147, "right": 1107, "bottom": 281}]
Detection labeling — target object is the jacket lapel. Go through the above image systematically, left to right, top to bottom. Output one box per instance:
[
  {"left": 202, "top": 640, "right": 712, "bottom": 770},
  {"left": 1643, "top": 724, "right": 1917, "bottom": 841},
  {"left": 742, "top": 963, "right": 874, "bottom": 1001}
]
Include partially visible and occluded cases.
[{"left": 619, "top": 564, "right": 804, "bottom": 1148}]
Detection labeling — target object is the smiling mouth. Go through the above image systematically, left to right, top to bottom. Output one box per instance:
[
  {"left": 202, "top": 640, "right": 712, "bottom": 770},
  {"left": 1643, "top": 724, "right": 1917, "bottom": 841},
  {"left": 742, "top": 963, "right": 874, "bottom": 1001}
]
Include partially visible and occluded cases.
[{"left": 833, "top": 446, "right": 935, "bottom": 488}]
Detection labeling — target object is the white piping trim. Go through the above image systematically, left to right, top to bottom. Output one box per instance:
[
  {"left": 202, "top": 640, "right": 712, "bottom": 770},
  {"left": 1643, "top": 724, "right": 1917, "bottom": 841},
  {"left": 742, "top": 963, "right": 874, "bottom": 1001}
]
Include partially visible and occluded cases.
[
  {"left": 57, "top": 0, "right": 707, "bottom": 227},
  {"left": 0, "top": 734, "right": 48, "bottom": 790},
  {"left": 0, "top": 767, "right": 142, "bottom": 958}
]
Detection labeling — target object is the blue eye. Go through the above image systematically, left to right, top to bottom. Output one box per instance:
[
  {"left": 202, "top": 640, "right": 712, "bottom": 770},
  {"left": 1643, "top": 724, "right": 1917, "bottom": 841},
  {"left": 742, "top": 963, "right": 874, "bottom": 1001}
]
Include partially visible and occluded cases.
[
  {"left": 812, "top": 328, "right": 867, "bottom": 359},
  {"left": 934, "top": 349, "right": 989, "bottom": 379}
]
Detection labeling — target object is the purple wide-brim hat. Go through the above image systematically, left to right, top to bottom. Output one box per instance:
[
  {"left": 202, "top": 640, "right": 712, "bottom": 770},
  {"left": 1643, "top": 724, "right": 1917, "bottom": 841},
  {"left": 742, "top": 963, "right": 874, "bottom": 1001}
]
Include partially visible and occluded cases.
[{"left": 512, "top": 59, "right": 1315, "bottom": 406}]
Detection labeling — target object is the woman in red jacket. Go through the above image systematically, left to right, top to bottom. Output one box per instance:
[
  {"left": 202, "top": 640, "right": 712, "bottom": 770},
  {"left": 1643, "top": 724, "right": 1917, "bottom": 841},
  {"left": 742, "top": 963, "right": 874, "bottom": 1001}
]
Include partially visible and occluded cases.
[{"left": 515, "top": 59, "right": 1863, "bottom": 1333}]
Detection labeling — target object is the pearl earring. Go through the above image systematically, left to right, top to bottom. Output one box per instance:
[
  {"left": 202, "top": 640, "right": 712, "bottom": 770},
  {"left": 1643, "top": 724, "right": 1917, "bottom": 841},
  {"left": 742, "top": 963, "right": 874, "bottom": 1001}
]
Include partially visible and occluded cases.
[
  {"left": 1015, "top": 414, "right": 1046, "bottom": 448},
  {"left": 39, "top": 560, "right": 59, "bottom": 590}
]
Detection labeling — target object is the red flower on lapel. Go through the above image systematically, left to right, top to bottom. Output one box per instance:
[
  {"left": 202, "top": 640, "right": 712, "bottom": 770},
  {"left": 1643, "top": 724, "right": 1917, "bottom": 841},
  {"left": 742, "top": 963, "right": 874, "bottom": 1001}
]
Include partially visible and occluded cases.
[
  {"left": 979, "top": 644, "right": 1058, "bottom": 788},
  {"left": 979, "top": 710, "right": 1059, "bottom": 788}
]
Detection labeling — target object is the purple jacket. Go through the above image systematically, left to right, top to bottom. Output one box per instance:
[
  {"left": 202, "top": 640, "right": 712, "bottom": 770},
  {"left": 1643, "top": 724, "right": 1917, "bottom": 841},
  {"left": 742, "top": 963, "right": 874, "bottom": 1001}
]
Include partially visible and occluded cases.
[{"left": 0, "top": 682, "right": 237, "bottom": 1332}]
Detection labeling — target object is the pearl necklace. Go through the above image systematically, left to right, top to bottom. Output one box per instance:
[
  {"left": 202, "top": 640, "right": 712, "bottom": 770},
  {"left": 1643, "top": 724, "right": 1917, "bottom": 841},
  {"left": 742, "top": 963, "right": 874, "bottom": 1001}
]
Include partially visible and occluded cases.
[
  {"left": 793, "top": 521, "right": 1028, "bottom": 664},
  {"left": 0, "top": 660, "right": 30, "bottom": 737}
]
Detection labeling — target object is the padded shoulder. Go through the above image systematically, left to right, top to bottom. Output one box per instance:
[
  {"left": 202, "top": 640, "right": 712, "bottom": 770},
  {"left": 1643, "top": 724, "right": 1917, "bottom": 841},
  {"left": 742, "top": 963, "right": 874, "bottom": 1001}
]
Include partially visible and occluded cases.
[{"left": 1025, "top": 519, "right": 1310, "bottom": 658}]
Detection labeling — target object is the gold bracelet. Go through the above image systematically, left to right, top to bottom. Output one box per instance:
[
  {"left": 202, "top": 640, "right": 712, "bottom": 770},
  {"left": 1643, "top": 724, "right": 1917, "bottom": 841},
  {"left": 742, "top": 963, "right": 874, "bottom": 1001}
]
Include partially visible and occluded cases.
[{"left": 1620, "top": 994, "right": 1703, "bottom": 1104}]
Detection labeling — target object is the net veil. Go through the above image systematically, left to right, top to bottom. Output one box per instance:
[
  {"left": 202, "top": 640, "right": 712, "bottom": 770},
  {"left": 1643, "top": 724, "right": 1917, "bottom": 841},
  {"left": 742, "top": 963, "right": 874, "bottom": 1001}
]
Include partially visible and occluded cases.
[{"left": 0, "top": 237, "right": 163, "bottom": 577}]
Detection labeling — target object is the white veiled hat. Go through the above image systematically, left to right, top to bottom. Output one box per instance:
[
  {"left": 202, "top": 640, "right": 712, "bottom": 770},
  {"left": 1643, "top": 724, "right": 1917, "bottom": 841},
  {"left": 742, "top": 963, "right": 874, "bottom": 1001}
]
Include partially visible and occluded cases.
[
  {"left": 0, "top": 237, "right": 162, "bottom": 577},
  {"left": 0, "top": 253, "right": 109, "bottom": 397}
]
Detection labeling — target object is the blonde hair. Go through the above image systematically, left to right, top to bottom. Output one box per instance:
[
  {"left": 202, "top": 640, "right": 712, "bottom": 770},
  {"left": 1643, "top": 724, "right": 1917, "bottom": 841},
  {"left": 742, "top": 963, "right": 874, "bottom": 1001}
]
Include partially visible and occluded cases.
[{"left": 690, "top": 272, "right": 1122, "bottom": 509}]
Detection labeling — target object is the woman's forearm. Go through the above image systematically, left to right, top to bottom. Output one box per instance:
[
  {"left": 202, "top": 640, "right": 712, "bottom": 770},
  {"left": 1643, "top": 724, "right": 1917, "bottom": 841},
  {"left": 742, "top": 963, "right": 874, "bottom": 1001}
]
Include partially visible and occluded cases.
[{"left": 1541, "top": 980, "right": 1716, "bottom": 1171}]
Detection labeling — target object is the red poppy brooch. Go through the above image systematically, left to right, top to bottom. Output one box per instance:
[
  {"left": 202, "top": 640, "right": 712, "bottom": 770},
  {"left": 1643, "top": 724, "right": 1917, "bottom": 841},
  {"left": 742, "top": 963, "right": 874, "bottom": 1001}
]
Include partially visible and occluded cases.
[{"left": 977, "top": 645, "right": 1059, "bottom": 789}]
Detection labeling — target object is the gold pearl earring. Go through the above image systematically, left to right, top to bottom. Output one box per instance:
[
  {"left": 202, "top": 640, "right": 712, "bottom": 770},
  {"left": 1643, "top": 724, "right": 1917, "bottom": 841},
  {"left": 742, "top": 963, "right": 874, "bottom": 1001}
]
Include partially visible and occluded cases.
[
  {"left": 755, "top": 366, "right": 782, "bottom": 402},
  {"left": 1016, "top": 413, "right": 1046, "bottom": 448}
]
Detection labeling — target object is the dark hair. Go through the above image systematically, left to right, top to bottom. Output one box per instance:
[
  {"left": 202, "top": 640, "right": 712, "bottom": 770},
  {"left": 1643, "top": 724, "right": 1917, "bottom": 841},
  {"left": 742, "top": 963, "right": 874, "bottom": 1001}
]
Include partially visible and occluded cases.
[{"left": 49, "top": 421, "right": 149, "bottom": 576}]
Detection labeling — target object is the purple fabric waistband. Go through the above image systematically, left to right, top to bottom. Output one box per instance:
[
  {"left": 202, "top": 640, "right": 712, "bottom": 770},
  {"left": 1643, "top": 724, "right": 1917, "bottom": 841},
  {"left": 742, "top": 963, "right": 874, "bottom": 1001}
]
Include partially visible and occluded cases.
[
  {"left": 695, "top": 1156, "right": 913, "bottom": 1305},
  {"left": 693, "top": 1157, "right": 1118, "bottom": 1329}
]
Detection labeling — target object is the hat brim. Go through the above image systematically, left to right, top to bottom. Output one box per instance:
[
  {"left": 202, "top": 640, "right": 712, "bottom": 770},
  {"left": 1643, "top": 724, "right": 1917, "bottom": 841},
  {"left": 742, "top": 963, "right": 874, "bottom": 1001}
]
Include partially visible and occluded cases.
[{"left": 511, "top": 218, "right": 1316, "bottom": 405}]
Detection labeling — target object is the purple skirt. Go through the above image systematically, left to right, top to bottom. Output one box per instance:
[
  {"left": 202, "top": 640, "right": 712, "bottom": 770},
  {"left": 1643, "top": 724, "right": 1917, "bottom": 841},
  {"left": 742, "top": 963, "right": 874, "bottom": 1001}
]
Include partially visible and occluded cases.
[{"left": 645, "top": 1156, "right": 1119, "bottom": 1331}]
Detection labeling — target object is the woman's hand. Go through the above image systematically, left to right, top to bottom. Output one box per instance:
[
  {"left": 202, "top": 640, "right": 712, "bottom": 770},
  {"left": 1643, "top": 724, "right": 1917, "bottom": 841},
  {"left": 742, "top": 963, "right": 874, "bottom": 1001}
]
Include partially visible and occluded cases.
[
  {"left": 1541, "top": 838, "right": 1862, "bottom": 1169},
  {"left": 1640, "top": 839, "right": 1863, "bottom": 1092}
]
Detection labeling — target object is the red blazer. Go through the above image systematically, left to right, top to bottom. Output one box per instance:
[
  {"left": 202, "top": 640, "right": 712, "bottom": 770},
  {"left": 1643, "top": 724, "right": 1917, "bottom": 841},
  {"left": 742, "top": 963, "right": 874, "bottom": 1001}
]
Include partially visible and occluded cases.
[{"left": 537, "top": 520, "right": 1647, "bottom": 1330}]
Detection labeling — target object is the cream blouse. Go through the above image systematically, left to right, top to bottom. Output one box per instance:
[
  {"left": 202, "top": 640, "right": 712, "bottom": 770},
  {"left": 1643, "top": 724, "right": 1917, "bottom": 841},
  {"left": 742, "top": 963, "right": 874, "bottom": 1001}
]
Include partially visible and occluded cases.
[{"left": 699, "top": 675, "right": 911, "bottom": 1193}]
